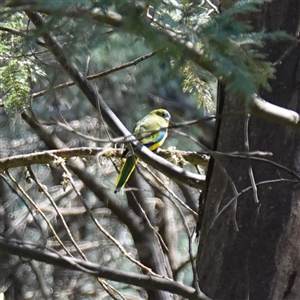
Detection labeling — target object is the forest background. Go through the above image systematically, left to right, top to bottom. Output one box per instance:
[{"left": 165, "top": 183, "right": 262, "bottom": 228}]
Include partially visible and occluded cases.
[{"left": 1, "top": 1, "right": 300, "bottom": 300}]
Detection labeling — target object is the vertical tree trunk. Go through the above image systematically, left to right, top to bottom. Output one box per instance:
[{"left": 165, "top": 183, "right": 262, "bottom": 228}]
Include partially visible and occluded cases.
[{"left": 197, "top": 1, "right": 300, "bottom": 299}]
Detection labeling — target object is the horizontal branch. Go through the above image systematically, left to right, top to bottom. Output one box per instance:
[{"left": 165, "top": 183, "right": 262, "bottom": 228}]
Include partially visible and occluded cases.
[
  {"left": 6, "top": 3, "right": 124, "bottom": 27},
  {"left": 0, "top": 25, "right": 46, "bottom": 47},
  {"left": 0, "top": 25, "right": 28, "bottom": 37},
  {"left": 0, "top": 147, "right": 209, "bottom": 172},
  {"left": 0, "top": 237, "right": 211, "bottom": 300}
]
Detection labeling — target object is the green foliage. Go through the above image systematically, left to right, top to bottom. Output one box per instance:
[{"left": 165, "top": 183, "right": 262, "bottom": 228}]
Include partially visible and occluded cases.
[
  {"left": 126, "top": 0, "right": 291, "bottom": 100},
  {"left": 128, "top": 0, "right": 219, "bottom": 112},
  {"left": 196, "top": 0, "right": 291, "bottom": 98},
  {"left": 0, "top": 10, "right": 46, "bottom": 116},
  {"left": 0, "top": 59, "right": 31, "bottom": 114},
  {"left": 181, "top": 61, "right": 215, "bottom": 114}
]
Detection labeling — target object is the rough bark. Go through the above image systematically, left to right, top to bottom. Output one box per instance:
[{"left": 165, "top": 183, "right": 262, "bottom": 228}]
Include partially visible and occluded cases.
[{"left": 197, "top": 1, "right": 300, "bottom": 299}]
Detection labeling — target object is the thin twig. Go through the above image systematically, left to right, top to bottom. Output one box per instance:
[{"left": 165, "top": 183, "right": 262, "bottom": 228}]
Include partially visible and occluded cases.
[
  {"left": 273, "top": 3, "right": 300, "bottom": 66},
  {"left": 0, "top": 25, "right": 46, "bottom": 47},
  {"left": 31, "top": 52, "right": 156, "bottom": 99},
  {"left": 244, "top": 114, "right": 259, "bottom": 204},
  {"left": 175, "top": 130, "right": 240, "bottom": 231},
  {"left": 53, "top": 155, "right": 165, "bottom": 277},
  {"left": 214, "top": 161, "right": 239, "bottom": 231},
  {"left": 142, "top": 163, "right": 198, "bottom": 217},
  {"left": 142, "top": 165, "right": 201, "bottom": 293},
  {"left": 27, "top": 166, "right": 88, "bottom": 259},
  {"left": 27, "top": 168, "right": 125, "bottom": 299},
  {"left": 5, "top": 170, "right": 73, "bottom": 256},
  {"left": 0, "top": 173, "right": 46, "bottom": 243},
  {"left": 211, "top": 178, "right": 299, "bottom": 227},
  {"left": 126, "top": 186, "right": 171, "bottom": 276}
]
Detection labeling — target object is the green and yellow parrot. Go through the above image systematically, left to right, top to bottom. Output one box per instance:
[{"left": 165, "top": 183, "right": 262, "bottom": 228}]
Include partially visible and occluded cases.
[{"left": 114, "top": 109, "right": 171, "bottom": 193}]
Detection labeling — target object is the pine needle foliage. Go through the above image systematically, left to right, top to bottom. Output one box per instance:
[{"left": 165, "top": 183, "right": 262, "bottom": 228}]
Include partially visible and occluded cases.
[
  {"left": 1, "top": 0, "right": 292, "bottom": 112},
  {"left": 126, "top": 0, "right": 292, "bottom": 104},
  {"left": 152, "top": 0, "right": 217, "bottom": 113},
  {"left": 195, "top": 0, "right": 291, "bottom": 99},
  {"left": 0, "top": 10, "right": 46, "bottom": 116},
  {"left": 181, "top": 61, "right": 215, "bottom": 114}
]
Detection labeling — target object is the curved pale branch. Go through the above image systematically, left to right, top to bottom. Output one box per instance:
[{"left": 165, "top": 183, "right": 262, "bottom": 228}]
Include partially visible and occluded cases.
[{"left": 249, "top": 94, "right": 300, "bottom": 128}]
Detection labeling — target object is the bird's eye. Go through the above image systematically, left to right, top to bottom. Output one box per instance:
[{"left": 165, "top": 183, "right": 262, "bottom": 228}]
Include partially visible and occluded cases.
[{"left": 156, "top": 110, "right": 170, "bottom": 120}]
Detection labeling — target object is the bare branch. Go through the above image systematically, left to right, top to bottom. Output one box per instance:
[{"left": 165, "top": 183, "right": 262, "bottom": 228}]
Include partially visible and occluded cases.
[
  {"left": 0, "top": 25, "right": 46, "bottom": 47},
  {"left": 32, "top": 51, "right": 156, "bottom": 99},
  {"left": 249, "top": 94, "right": 300, "bottom": 129},
  {"left": 244, "top": 114, "right": 259, "bottom": 204},
  {"left": 0, "top": 147, "right": 209, "bottom": 172},
  {"left": 54, "top": 156, "right": 163, "bottom": 279},
  {"left": 143, "top": 164, "right": 198, "bottom": 217},
  {"left": 27, "top": 166, "right": 88, "bottom": 260},
  {"left": 4, "top": 171, "right": 73, "bottom": 256},
  {"left": 210, "top": 178, "right": 299, "bottom": 228},
  {"left": 0, "top": 237, "right": 212, "bottom": 300}
]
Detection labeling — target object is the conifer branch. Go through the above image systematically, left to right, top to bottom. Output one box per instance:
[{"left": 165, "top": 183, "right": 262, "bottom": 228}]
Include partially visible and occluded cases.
[{"left": 4, "top": 2, "right": 300, "bottom": 131}]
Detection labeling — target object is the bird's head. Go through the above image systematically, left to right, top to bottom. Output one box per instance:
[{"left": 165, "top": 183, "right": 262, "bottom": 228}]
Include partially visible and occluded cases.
[{"left": 150, "top": 109, "right": 171, "bottom": 122}]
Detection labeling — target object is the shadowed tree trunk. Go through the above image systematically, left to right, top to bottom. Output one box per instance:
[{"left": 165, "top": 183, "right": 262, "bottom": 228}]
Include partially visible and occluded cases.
[{"left": 197, "top": 0, "right": 300, "bottom": 299}]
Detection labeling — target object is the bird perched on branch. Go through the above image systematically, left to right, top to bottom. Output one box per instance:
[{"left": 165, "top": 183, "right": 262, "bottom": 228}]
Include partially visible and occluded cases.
[{"left": 114, "top": 109, "right": 171, "bottom": 193}]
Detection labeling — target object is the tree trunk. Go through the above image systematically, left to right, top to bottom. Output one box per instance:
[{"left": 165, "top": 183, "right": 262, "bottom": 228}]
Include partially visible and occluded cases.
[{"left": 197, "top": 1, "right": 300, "bottom": 299}]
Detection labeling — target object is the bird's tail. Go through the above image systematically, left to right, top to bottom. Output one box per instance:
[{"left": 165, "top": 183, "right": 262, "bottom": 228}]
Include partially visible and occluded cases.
[{"left": 114, "top": 156, "right": 139, "bottom": 193}]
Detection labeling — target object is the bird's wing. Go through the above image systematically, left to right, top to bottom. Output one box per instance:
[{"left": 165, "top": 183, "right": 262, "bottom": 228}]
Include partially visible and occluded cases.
[{"left": 133, "top": 114, "right": 169, "bottom": 148}]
